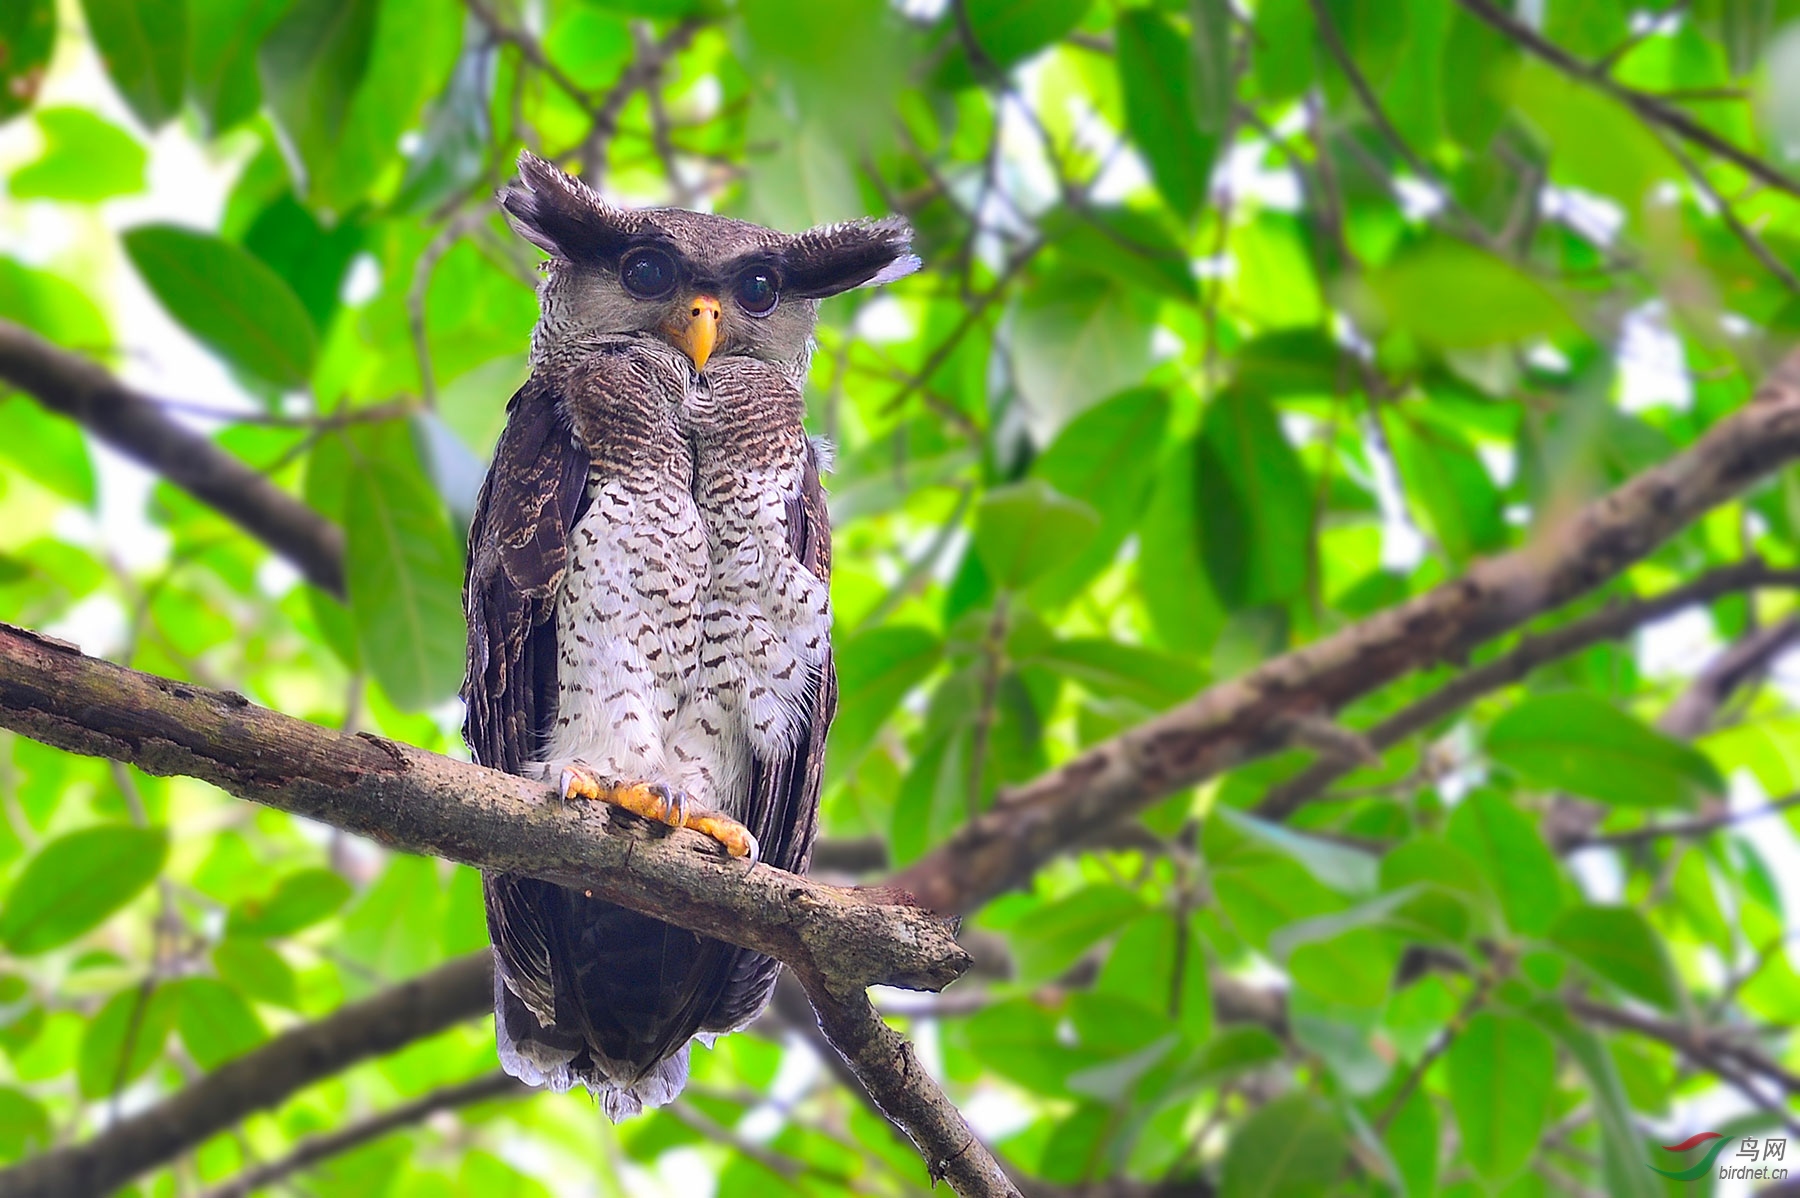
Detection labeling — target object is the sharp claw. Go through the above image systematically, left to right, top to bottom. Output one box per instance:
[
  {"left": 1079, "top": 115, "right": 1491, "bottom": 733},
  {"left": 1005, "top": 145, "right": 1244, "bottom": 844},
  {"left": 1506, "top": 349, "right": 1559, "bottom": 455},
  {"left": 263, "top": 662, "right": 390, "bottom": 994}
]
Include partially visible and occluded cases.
[
  {"left": 558, "top": 767, "right": 580, "bottom": 802},
  {"left": 650, "top": 783, "right": 690, "bottom": 828},
  {"left": 742, "top": 830, "right": 761, "bottom": 868}
]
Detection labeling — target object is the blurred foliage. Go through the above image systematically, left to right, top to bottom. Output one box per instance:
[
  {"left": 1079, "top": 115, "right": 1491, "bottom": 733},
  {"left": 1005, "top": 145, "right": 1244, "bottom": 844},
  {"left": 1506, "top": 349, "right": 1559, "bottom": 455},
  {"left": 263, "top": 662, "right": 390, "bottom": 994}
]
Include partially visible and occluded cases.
[{"left": 3, "top": 0, "right": 1800, "bottom": 1194}]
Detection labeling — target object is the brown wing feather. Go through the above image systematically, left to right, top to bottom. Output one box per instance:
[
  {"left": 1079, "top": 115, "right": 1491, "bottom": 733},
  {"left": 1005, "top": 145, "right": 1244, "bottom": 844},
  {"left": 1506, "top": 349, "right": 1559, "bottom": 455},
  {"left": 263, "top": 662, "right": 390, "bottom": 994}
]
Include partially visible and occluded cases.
[
  {"left": 464, "top": 377, "right": 591, "bottom": 1028},
  {"left": 702, "top": 441, "right": 834, "bottom": 1033}
]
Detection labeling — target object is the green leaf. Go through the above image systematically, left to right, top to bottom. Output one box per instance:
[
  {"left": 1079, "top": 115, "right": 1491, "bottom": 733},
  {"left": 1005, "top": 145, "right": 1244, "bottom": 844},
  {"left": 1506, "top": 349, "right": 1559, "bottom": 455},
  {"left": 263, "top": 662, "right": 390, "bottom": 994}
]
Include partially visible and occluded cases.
[
  {"left": 0, "top": 0, "right": 55, "bottom": 123},
  {"left": 79, "top": 0, "right": 185, "bottom": 128},
  {"left": 187, "top": 0, "right": 289, "bottom": 135},
  {"left": 259, "top": 0, "right": 380, "bottom": 182},
  {"left": 259, "top": 0, "right": 460, "bottom": 209},
  {"left": 962, "top": 0, "right": 1092, "bottom": 66},
  {"left": 1190, "top": 0, "right": 1233, "bottom": 132},
  {"left": 1253, "top": 0, "right": 1314, "bottom": 104},
  {"left": 1323, "top": 0, "right": 1411, "bottom": 87},
  {"left": 1379, "top": 0, "right": 1447, "bottom": 148},
  {"left": 1443, "top": 3, "right": 1517, "bottom": 148},
  {"left": 1117, "top": 10, "right": 1214, "bottom": 219},
  {"left": 393, "top": 43, "right": 491, "bottom": 213},
  {"left": 1511, "top": 61, "right": 1676, "bottom": 207},
  {"left": 7, "top": 108, "right": 145, "bottom": 202},
  {"left": 241, "top": 192, "right": 363, "bottom": 333},
  {"left": 1040, "top": 209, "right": 1197, "bottom": 301},
  {"left": 121, "top": 225, "right": 318, "bottom": 389},
  {"left": 1362, "top": 239, "right": 1575, "bottom": 349},
  {"left": 0, "top": 254, "right": 110, "bottom": 350},
  {"left": 1011, "top": 269, "right": 1157, "bottom": 441},
  {"left": 1233, "top": 329, "right": 1344, "bottom": 398},
  {"left": 1028, "top": 385, "right": 1172, "bottom": 604},
  {"left": 1031, "top": 387, "right": 1171, "bottom": 501},
  {"left": 1195, "top": 390, "right": 1312, "bottom": 609},
  {"left": 0, "top": 395, "right": 95, "bottom": 505},
  {"left": 1388, "top": 409, "right": 1506, "bottom": 563},
  {"left": 336, "top": 423, "right": 467, "bottom": 710},
  {"left": 1137, "top": 440, "right": 1225, "bottom": 654},
  {"left": 972, "top": 480, "right": 1100, "bottom": 590},
  {"left": 826, "top": 625, "right": 942, "bottom": 780},
  {"left": 1026, "top": 638, "right": 1203, "bottom": 710},
  {"left": 1487, "top": 692, "right": 1724, "bottom": 809},
  {"left": 1445, "top": 792, "right": 1560, "bottom": 939},
  {"left": 1218, "top": 808, "right": 1380, "bottom": 896},
  {"left": 0, "top": 825, "right": 167, "bottom": 955},
  {"left": 341, "top": 854, "right": 445, "bottom": 979},
  {"left": 1210, "top": 854, "right": 1346, "bottom": 951},
  {"left": 227, "top": 868, "right": 353, "bottom": 937},
  {"left": 1010, "top": 885, "right": 1145, "bottom": 984},
  {"left": 1270, "top": 890, "right": 1415, "bottom": 1008},
  {"left": 1548, "top": 905, "right": 1681, "bottom": 1010},
  {"left": 1095, "top": 911, "right": 1211, "bottom": 1043},
  {"left": 1286, "top": 925, "right": 1396, "bottom": 1009},
  {"left": 212, "top": 937, "right": 298, "bottom": 1007},
  {"left": 173, "top": 977, "right": 266, "bottom": 1069},
  {"left": 78, "top": 986, "right": 176, "bottom": 1098},
  {"left": 1288, "top": 992, "right": 1390, "bottom": 1095},
  {"left": 959, "top": 997, "right": 1098, "bottom": 1096},
  {"left": 1529, "top": 997, "right": 1663, "bottom": 1198},
  {"left": 1447, "top": 1012, "right": 1555, "bottom": 1182},
  {"left": 1192, "top": 1025, "right": 1285, "bottom": 1080},
  {"left": 1384, "top": 1083, "right": 1439, "bottom": 1198},
  {"left": 0, "top": 1088, "right": 48, "bottom": 1162},
  {"left": 1219, "top": 1092, "right": 1347, "bottom": 1197}
]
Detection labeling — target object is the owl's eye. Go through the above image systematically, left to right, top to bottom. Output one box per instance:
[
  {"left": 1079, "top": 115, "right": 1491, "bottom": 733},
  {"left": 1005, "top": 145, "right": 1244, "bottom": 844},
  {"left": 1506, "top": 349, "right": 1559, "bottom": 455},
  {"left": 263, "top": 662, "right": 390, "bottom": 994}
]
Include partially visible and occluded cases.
[
  {"left": 620, "top": 248, "right": 678, "bottom": 300},
  {"left": 735, "top": 270, "right": 779, "bottom": 316}
]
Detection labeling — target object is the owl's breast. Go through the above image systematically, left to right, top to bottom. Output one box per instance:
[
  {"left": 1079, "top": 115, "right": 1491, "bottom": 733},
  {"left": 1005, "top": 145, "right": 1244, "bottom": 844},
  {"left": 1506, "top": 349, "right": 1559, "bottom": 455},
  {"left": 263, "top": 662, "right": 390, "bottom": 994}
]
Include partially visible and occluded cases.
[{"left": 693, "top": 456, "right": 830, "bottom": 756}]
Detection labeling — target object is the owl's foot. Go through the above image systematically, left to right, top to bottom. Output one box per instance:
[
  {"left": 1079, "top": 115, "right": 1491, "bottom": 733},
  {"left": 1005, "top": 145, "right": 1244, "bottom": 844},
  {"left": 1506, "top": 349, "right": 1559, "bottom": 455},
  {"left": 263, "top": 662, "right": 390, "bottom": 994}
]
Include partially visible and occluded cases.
[
  {"left": 559, "top": 764, "right": 760, "bottom": 864},
  {"left": 685, "top": 812, "right": 760, "bottom": 864}
]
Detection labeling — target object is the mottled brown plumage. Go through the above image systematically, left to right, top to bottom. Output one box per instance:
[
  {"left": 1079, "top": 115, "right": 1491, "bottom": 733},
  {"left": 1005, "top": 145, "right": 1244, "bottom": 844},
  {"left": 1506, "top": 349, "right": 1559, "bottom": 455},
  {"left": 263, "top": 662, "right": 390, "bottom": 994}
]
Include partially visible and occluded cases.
[{"left": 462, "top": 151, "right": 915, "bottom": 1118}]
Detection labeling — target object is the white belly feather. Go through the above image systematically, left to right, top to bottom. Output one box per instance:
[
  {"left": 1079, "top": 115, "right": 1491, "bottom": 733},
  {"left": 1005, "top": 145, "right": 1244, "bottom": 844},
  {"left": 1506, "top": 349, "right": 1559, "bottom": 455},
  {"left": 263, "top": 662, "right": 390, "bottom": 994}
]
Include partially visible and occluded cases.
[{"left": 538, "top": 472, "right": 707, "bottom": 786}]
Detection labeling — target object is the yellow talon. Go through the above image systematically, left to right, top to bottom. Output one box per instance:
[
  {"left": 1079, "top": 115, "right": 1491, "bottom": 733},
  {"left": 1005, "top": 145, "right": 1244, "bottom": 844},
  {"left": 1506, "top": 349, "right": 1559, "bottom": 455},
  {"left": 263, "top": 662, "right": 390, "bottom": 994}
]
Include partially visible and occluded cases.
[
  {"left": 559, "top": 764, "right": 757, "bottom": 861},
  {"left": 687, "top": 814, "right": 761, "bottom": 863}
]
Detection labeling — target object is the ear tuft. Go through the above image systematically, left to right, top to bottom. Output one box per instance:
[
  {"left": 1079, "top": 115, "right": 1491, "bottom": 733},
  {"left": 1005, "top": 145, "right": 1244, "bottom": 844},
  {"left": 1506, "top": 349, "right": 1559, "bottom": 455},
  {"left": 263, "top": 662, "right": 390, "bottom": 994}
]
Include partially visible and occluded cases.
[
  {"left": 498, "top": 151, "right": 634, "bottom": 262},
  {"left": 782, "top": 216, "right": 920, "bottom": 298}
]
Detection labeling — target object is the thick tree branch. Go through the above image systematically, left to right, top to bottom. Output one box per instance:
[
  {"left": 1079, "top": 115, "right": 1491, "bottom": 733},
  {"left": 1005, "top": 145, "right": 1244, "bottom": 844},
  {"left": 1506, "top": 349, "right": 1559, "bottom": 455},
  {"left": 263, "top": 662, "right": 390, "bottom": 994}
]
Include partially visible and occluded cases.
[
  {"left": 0, "top": 320, "right": 346, "bottom": 596},
  {"left": 891, "top": 350, "right": 1800, "bottom": 913},
  {"left": 1256, "top": 559, "right": 1800, "bottom": 820},
  {"left": 0, "top": 623, "right": 966, "bottom": 996},
  {"left": 0, "top": 626, "right": 1011, "bottom": 1195},
  {"left": 0, "top": 953, "right": 493, "bottom": 1198},
  {"left": 799, "top": 973, "right": 1021, "bottom": 1197}
]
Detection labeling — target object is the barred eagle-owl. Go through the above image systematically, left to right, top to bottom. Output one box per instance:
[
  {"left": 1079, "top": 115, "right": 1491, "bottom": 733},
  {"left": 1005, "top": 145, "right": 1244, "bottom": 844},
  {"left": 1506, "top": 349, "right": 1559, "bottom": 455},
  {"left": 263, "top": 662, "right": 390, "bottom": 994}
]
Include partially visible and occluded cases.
[{"left": 462, "top": 151, "right": 917, "bottom": 1118}]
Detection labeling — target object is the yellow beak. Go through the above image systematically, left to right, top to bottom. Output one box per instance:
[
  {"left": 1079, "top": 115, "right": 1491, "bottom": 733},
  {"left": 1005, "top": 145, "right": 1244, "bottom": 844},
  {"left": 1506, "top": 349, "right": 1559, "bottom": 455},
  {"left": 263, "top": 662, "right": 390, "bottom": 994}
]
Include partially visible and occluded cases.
[{"left": 663, "top": 294, "right": 721, "bottom": 372}]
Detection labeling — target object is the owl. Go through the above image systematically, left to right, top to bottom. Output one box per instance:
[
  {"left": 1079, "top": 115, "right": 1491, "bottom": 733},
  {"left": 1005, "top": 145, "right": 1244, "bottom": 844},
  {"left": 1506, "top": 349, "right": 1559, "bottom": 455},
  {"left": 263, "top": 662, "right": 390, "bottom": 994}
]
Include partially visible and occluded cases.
[{"left": 462, "top": 151, "right": 917, "bottom": 1119}]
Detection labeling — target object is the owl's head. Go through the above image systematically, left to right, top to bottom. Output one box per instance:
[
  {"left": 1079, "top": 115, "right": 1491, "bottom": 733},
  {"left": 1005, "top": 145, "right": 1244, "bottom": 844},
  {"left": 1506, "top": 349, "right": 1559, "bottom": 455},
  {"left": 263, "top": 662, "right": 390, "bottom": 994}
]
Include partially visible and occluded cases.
[{"left": 500, "top": 151, "right": 918, "bottom": 373}]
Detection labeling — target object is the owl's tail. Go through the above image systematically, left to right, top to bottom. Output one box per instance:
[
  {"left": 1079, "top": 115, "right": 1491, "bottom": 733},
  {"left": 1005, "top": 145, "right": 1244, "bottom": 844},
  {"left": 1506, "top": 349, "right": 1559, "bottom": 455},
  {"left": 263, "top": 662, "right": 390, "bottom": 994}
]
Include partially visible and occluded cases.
[{"left": 492, "top": 965, "right": 690, "bottom": 1121}]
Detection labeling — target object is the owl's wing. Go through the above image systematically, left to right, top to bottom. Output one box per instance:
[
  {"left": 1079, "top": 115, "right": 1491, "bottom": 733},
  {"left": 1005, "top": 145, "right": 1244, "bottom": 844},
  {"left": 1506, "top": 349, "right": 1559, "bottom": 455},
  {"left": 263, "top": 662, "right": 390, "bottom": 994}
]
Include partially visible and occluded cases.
[
  {"left": 463, "top": 376, "right": 592, "bottom": 1025},
  {"left": 702, "top": 440, "right": 835, "bottom": 1033}
]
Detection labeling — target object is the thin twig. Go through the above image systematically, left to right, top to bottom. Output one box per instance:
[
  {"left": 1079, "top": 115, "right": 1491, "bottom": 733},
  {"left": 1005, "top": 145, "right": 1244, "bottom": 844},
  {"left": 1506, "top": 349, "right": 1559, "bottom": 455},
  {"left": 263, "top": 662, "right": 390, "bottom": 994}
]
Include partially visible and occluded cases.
[
  {"left": 1455, "top": 0, "right": 1800, "bottom": 201},
  {"left": 1656, "top": 130, "right": 1800, "bottom": 293},
  {"left": 1566, "top": 793, "right": 1800, "bottom": 851},
  {"left": 197, "top": 1072, "right": 526, "bottom": 1198}
]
